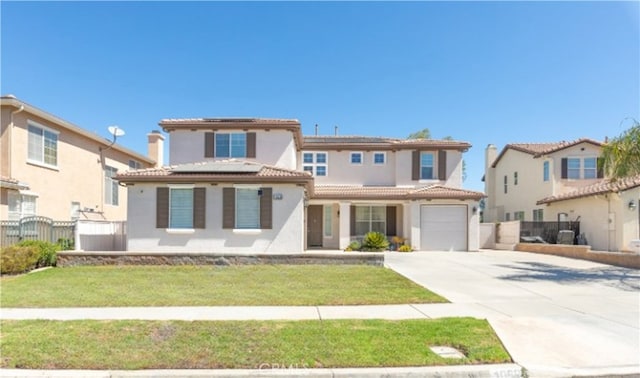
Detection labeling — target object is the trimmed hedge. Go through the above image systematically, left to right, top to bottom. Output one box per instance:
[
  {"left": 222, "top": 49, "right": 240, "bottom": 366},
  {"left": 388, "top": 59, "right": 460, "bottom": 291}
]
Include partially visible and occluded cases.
[
  {"left": 1, "top": 240, "right": 60, "bottom": 275},
  {"left": 1, "top": 246, "right": 40, "bottom": 275}
]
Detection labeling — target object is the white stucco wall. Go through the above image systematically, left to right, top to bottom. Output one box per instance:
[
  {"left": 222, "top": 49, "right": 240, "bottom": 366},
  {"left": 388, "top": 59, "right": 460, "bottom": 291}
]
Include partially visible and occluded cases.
[
  {"left": 169, "top": 129, "right": 297, "bottom": 170},
  {"left": 490, "top": 149, "right": 553, "bottom": 222},
  {"left": 307, "top": 150, "right": 396, "bottom": 186},
  {"left": 395, "top": 150, "right": 464, "bottom": 188},
  {"left": 126, "top": 183, "right": 305, "bottom": 253},
  {"left": 542, "top": 190, "right": 640, "bottom": 252}
]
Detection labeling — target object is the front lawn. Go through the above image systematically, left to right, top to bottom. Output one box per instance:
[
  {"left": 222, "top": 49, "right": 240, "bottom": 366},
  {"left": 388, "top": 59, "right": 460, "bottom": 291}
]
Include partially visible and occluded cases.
[
  {"left": 0, "top": 265, "right": 446, "bottom": 307},
  {"left": 0, "top": 318, "right": 510, "bottom": 369}
]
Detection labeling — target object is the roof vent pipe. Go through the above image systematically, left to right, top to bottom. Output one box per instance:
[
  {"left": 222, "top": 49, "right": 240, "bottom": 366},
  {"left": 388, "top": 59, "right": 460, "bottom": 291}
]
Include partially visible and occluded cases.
[
  {"left": 315, "top": 124, "right": 318, "bottom": 136},
  {"left": 335, "top": 125, "right": 338, "bottom": 136}
]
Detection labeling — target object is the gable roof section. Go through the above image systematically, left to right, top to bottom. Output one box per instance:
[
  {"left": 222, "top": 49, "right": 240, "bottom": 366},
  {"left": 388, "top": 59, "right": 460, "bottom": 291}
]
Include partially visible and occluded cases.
[
  {"left": 0, "top": 95, "right": 155, "bottom": 165},
  {"left": 159, "top": 118, "right": 304, "bottom": 151},
  {"left": 303, "top": 135, "right": 471, "bottom": 151},
  {"left": 491, "top": 138, "right": 603, "bottom": 168},
  {"left": 116, "top": 159, "right": 313, "bottom": 189},
  {"left": 537, "top": 174, "right": 640, "bottom": 204},
  {"left": 312, "top": 185, "right": 484, "bottom": 201}
]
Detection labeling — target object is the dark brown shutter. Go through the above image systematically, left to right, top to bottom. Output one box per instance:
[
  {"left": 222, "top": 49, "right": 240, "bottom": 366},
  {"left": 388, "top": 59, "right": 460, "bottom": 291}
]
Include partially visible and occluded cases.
[
  {"left": 205, "top": 132, "right": 215, "bottom": 158},
  {"left": 246, "top": 132, "right": 256, "bottom": 158},
  {"left": 412, "top": 150, "right": 420, "bottom": 180},
  {"left": 438, "top": 150, "right": 447, "bottom": 180},
  {"left": 597, "top": 157, "right": 604, "bottom": 178},
  {"left": 561, "top": 158, "right": 568, "bottom": 179},
  {"left": 156, "top": 187, "right": 169, "bottom": 228},
  {"left": 193, "top": 187, "right": 206, "bottom": 229},
  {"left": 223, "top": 187, "right": 235, "bottom": 229},
  {"left": 260, "top": 187, "right": 272, "bottom": 229},
  {"left": 350, "top": 205, "right": 356, "bottom": 236},
  {"left": 386, "top": 206, "right": 396, "bottom": 236}
]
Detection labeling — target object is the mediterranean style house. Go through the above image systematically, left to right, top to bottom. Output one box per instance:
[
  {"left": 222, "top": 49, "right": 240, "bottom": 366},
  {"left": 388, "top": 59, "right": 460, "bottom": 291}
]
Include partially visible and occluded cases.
[
  {"left": 0, "top": 95, "right": 158, "bottom": 222},
  {"left": 117, "top": 118, "right": 484, "bottom": 253},
  {"left": 483, "top": 139, "right": 640, "bottom": 252}
]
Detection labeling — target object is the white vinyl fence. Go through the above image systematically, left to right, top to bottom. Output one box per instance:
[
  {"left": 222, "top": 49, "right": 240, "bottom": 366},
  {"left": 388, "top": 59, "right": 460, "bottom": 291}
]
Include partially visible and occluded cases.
[{"left": 76, "top": 220, "right": 126, "bottom": 251}]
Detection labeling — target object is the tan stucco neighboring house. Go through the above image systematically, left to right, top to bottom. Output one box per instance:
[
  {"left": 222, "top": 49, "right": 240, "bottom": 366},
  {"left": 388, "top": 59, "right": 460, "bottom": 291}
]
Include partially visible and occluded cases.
[
  {"left": 0, "top": 95, "right": 158, "bottom": 222},
  {"left": 118, "top": 118, "right": 484, "bottom": 253},
  {"left": 484, "top": 138, "right": 640, "bottom": 251}
]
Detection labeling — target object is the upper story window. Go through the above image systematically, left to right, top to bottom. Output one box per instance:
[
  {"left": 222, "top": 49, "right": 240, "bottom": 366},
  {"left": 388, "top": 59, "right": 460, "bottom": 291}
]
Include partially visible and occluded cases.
[
  {"left": 28, "top": 122, "right": 58, "bottom": 168},
  {"left": 215, "top": 133, "right": 246, "bottom": 158},
  {"left": 302, "top": 152, "right": 328, "bottom": 177},
  {"left": 350, "top": 152, "right": 363, "bottom": 165},
  {"left": 373, "top": 152, "right": 386, "bottom": 165},
  {"left": 420, "top": 152, "right": 434, "bottom": 179},
  {"left": 562, "top": 157, "right": 602, "bottom": 180},
  {"left": 584, "top": 158, "right": 597, "bottom": 179},
  {"left": 129, "top": 160, "right": 142, "bottom": 170},
  {"left": 543, "top": 161, "right": 550, "bottom": 182},
  {"left": 104, "top": 166, "right": 119, "bottom": 206},
  {"left": 514, "top": 172, "right": 518, "bottom": 185},
  {"left": 504, "top": 175, "right": 508, "bottom": 194},
  {"left": 8, "top": 191, "right": 37, "bottom": 221}
]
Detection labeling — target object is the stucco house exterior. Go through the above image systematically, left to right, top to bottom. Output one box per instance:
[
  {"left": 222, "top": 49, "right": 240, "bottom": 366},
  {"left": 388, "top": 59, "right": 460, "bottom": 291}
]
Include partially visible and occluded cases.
[
  {"left": 0, "top": 95, "right": 157, "bottom": 222},
  {"left": 117, "top": 118, "right": 484, "bottom": 253},
  {"left": 483, "top": 138, "right": 640, "bottom": 252}
]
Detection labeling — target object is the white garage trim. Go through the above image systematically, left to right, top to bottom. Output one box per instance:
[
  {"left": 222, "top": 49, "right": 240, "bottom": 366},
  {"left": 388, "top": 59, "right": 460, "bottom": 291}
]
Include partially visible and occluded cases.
[{"left": 421, "top": 205, "right": 468, "bottom": 251}]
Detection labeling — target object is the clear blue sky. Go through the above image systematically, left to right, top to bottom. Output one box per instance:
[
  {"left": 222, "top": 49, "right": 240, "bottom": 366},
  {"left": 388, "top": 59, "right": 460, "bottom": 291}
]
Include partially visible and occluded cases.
[{"left": 2, "top": 1, "right": 638, "bottom": 191}]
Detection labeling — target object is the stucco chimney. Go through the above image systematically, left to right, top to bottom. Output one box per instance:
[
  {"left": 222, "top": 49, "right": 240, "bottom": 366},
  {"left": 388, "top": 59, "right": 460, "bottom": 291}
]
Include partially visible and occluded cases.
[
  {"left": 147, "top": 131, "right": 165, "bottom": 168},
  {"left": 484, "top": 144, "right": 498, "bottom": 222},
  {"left": 485, "top": 144, "right": 498, "bottom": 170}
]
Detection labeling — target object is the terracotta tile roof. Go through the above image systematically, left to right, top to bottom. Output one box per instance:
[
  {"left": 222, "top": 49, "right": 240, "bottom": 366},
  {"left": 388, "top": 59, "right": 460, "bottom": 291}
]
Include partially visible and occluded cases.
[
  {"left": 160, "top": 118, "right": 300, "bottom": 125},
  {"left": 303, "top": 136, "right": 471, "bottom": 151},
  {"left": 491, "top": 138, "right": 603, "bottom": 168},
  {"left": 116, "top": 159, "right": 313, "bottom": 185},
  {"left": 537, "top": 174, "right": 640, "bottom": 204},
  {"left": 0, "top": 176, "right": 28, "bottom": 190},
  {"left": 312, "top": 185, "right": 484, "bottom": 201}
]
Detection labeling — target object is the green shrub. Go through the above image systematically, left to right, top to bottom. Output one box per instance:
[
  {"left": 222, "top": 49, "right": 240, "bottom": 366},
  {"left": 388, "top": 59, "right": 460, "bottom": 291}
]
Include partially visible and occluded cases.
[
  {"left": 362, "top": 232, "right": 390, "bottom": 251},
  {"left": 56, "top": 238, "right": 74, "bottom": 251},
  {"left": 16, "top": 240, "right": 59, "bottom": 268},
  {"left": 347, "top": 240, "right": 361, "bottom": 251},
  {"left": 0, "top": 245, "right": 40, "bottom": 275},
  {"left": 398, "top": 245, "right": 413, "bottom": 252}
]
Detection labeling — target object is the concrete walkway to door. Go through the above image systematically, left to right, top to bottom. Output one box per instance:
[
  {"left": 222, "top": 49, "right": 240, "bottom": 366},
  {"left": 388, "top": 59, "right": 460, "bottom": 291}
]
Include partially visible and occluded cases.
[{"left": 385, "top": 249, "right": 640, "bottom": 378}]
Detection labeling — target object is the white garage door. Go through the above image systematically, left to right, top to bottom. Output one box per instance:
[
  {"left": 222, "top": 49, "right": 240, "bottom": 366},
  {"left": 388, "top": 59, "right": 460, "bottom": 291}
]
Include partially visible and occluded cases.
[{"left": 421, "top": 205, "right": 467, "bottom": 251}]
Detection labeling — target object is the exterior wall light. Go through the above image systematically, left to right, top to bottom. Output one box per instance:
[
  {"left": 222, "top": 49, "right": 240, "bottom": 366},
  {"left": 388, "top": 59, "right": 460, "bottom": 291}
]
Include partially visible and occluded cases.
[{"left": 629, "top": 200, "right": 637, "bottom": 211}]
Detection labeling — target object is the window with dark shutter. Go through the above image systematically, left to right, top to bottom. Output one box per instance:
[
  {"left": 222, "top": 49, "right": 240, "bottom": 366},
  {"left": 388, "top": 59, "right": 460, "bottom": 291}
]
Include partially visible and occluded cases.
[
  {"left": 205, "top": 132, "right": 215, "bottom": 158},
  {"left": 246, "top": 132, "right": 256, "bottom": 158},
  {"left": 412, "top": 150, "right": 420, "bottom": 180},
  {"left": 438, "top": 150, "right": 447, "bottom": 180},
  {"left": 561, "top": 158, "right": 568, "bottom": 179},
  {"left": 156, "top": 187, "right": 169, "bottom": 228},
  {"left": 193, "top": 187, "right": 206, "bottom": 229},
  {"left": 260, "top": 187, "right": 272, "bottom": 229},
  {"left": 222, "top": 188, "right": 235, "bottom": 229},
  {"left": 350, "top": 205, "right": 356, "bottom": 236}
]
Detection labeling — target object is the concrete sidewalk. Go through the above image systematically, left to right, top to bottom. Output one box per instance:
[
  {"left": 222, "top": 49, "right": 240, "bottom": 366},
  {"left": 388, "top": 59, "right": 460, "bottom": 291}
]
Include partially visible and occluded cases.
[{"left": 0, "top": 303, "right": 499, "bottom": 321}]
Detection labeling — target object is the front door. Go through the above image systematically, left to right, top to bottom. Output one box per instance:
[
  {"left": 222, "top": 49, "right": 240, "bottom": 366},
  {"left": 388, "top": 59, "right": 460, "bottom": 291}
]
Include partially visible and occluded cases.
[{"left": 307, "top": 205, "right": 323, "bottom": 247}]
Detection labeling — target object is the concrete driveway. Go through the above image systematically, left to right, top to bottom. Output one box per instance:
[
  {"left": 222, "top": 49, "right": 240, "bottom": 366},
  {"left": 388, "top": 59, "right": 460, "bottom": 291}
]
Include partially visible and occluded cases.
[{"left": 385, "top": 250, "right": 640, "bottom": 378}]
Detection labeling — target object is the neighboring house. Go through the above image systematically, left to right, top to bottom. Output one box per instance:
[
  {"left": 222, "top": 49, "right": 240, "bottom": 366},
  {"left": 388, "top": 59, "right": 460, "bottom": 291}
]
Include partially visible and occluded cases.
[
  {"left": 0, "top": 95, "right": 158, "bottom": 223},
  {"left": 117, "top": 118, "right": 484, "bottom": 253},
  {"left": 483, "top": 138, "right": 640, "bottom": 251}
]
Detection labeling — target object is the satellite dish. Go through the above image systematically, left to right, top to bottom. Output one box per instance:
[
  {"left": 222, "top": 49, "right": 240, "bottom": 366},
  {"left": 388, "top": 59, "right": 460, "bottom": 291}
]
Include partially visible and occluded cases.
[{"left": 108, "top": 125, "right": 125, "bottom": 137}]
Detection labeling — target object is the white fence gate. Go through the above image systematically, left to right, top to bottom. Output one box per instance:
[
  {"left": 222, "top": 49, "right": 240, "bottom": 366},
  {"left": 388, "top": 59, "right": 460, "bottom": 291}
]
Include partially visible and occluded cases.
[{"left": 76, "top": 221, "right": 126, "bottom": 251}]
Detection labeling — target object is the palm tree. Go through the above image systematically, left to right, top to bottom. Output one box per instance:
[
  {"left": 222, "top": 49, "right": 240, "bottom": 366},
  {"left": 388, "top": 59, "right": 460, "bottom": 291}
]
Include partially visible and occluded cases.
[{"left": 601, "top": 120, "right": 640, "bottom": 180}]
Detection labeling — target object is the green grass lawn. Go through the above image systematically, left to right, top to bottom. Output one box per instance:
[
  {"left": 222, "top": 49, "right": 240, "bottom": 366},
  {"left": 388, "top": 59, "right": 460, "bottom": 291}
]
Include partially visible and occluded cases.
[
  {"left": 0, "top": 265, "right": 446, "bottom": 307},
  {"left": 0, "top": 318, "right": 511, "bottom": 369}
]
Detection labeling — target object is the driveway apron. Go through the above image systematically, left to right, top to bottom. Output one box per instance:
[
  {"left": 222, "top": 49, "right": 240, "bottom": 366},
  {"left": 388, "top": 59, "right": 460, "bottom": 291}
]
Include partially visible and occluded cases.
[{"left": 385, "top": 250, "right": 640, "bottom": 377}]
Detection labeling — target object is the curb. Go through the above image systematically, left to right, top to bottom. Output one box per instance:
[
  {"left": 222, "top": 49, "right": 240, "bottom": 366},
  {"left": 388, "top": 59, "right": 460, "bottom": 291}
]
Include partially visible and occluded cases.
[{"left": 1, "top": 364, "right": 524, "bottom": 377}]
